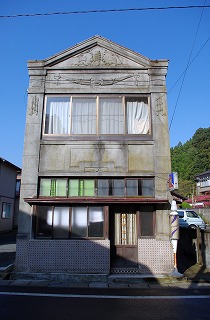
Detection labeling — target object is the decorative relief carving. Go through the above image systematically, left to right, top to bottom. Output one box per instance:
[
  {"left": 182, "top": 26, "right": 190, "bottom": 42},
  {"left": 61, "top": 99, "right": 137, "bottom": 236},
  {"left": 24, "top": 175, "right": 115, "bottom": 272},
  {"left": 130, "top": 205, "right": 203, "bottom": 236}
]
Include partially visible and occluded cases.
[
  {"left": 72, "top": 48, "right": 124, "bottom": 67},
  {"left": 52, "top": 73, "right": 149, "bottom": 87},
  {"left": 54, "top": 74, "right": 132, "bottom": 87},
  {"left": 29, "top": 95, "right": 39, "bottom": 116},
  {"left": 156, "top": 97, "right": 165, "bottom": 116}
]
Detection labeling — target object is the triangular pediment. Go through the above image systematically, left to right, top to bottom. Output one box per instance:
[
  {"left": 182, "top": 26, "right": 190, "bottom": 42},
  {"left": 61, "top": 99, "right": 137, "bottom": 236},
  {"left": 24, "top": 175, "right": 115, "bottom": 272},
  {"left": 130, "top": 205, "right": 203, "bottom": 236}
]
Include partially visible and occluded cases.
[{"left": 43, "top": 35, "right": 151, "bottom": 69}]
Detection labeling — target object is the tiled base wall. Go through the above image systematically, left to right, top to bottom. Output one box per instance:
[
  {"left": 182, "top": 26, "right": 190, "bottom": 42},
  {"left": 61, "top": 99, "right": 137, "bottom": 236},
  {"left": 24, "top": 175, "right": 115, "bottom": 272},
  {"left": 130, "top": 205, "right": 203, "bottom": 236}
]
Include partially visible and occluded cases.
[
  {"left": 15, "top": 237, "right": 174, "bottom": 275},
  {"left": 15, "top": 238, "right": 110, "bottom": 273},
  {"left": 138, "top": 239, "right": 174, "bottom": 274}
]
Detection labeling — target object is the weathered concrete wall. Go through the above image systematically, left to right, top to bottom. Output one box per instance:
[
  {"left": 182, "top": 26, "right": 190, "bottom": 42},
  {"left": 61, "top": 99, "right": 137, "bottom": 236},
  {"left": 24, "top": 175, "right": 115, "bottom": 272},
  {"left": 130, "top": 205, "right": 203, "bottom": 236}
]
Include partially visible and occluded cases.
[{"left": 17, "top": 36, "right": 172, "bottom": 275}]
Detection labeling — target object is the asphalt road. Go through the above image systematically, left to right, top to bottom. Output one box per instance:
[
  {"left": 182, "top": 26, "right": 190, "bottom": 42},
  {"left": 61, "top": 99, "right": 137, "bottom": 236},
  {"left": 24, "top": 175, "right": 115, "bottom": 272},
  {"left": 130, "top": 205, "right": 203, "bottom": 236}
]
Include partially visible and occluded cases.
[{"left": 0, "top": 286, "right": 210, "bottom": 320}]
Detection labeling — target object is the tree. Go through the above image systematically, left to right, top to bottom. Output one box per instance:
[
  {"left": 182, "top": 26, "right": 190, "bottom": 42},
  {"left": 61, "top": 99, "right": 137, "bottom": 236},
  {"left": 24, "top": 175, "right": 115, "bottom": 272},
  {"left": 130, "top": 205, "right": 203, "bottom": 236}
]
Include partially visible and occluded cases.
[{"left": 170, "top": 127, "right": 210, "bottom": 197}]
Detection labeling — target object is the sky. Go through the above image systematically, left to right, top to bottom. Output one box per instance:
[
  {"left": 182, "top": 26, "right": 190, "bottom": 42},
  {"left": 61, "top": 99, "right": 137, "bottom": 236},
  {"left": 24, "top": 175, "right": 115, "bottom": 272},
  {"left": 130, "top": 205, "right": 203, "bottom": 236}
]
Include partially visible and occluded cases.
[{"left": 1, "top": 0, "right": 210, "bottom": 168}]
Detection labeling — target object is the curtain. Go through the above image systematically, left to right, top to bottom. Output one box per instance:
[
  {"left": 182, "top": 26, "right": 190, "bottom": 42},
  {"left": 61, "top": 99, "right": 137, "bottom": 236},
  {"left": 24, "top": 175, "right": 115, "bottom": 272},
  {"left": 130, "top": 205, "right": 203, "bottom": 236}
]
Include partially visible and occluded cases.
[
  {"left": 71, "top": 98, "right": 96, "bottom": 134},
  {"left": 99, "top": 98, "right": 124, "bottom": 134},
  {"left": 47, "top": 101, "right": 70, "bottom": 134},
  {"left": 127, "top": 101, "right": 149, "bottom": 134},
  {"left": 53, "top": 207, "right": 69, "bottom": 238},
  {"left": 71, "top": 207, "right": 87, "bottom": 238}
]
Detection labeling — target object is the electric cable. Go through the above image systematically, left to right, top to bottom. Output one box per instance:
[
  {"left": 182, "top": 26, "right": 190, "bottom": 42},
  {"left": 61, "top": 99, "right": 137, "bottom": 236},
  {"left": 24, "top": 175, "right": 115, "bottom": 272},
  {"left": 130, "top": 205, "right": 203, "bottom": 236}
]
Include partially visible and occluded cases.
[{"left": 0, "top": 5, "right": 210, "bottom": 19}]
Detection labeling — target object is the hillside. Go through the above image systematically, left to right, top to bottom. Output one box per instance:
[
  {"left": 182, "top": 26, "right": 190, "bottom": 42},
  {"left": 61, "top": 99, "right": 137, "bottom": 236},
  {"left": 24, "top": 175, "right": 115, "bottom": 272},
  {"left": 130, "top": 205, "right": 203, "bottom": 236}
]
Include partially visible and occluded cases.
[{"left": 170, "top": 127, "right": 210, "bottom": 197}]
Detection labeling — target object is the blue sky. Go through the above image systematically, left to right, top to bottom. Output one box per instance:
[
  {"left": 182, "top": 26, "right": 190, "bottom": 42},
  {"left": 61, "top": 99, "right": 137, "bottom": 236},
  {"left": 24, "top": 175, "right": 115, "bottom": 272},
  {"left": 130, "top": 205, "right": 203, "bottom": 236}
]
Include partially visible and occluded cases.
[{"left": 1, "top": 1, "right": 210, "bottom": 168}]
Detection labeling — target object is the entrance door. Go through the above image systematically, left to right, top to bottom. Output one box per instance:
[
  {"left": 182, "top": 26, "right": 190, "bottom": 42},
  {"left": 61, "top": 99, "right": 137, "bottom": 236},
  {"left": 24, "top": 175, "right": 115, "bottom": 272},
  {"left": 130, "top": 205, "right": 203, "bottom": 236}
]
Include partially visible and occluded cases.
[{"left": 110, "top": 206, "right": 138, "bottom": 269}]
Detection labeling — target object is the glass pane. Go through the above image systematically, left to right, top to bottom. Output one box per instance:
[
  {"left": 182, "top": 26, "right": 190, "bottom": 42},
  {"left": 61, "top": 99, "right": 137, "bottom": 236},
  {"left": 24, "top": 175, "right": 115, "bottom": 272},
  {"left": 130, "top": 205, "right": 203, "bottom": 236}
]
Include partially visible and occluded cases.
[
  {"left": 45, "top": 97, "right": 70, "bottom": 134},
  {"left": 71, "top": 98, "right": 96, "bottom": 134},
  {"left": 99, "top": 98, "right": 124, "bottom": 134},
  {"left": 126, "top": 98, "right": 149, "bottom": 134},
  {"left": 40, "top": 179, "right": 51, "bottom": 196},
  {"left": 56, "top": 179, "right": 67, "bottom": 196},
  {"left": 68, "top": 179, "right": 79, "bottom": 196},
  {"left": 113, "top": 179, "right": 125, "bottom": 196},
  {"left": 126, "top": 179, "right": 138, "bottom": 196},
  {"left": 141, "top": 179, "right": 154, "bottom": 196},
  {"left": 84, "top": 180, "right": 94, "bottom": 196},
  {"left": 98, "top": 180, "right": 109, "bottom": 196},
  {"left": 2, "top": 203, "right": 11, "bottom": 218},
  {"left": 36, "top": 206, "right": 52, "bottom": 238},
  {"left": 53, "top": 207, "right": 69, "bottom": 238},
  {"left": 71, "top": 207, "right": 87, "bottom": 238},
  {"left": 88, "top": 207, "right": 104, "bottom": 237},
  {"left": 140, "top": 211, "right": 154, "bottom": 236},
  {"left": 114, "top": 213, "right": 136, "bottom": 245},
  {"left": 114, "top": 213, "right": 121, "bottom": 245},
  {"left": 126, "top": 213, "right": 136, "bottom": 245}
]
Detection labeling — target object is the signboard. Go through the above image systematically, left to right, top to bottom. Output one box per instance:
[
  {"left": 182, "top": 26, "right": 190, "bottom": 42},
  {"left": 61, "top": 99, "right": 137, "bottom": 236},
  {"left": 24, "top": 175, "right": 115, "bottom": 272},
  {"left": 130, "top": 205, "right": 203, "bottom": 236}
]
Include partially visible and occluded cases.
[{"left": 168, "top": 172, "right": 178, "bottom": 191}]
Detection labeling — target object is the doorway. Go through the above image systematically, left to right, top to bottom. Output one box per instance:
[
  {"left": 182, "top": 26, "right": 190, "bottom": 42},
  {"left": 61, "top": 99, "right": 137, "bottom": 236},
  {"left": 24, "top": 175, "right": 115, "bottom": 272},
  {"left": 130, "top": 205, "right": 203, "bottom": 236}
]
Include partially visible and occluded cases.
[{"left": 109, "top": 205, "right": 138, "bottom": 269}]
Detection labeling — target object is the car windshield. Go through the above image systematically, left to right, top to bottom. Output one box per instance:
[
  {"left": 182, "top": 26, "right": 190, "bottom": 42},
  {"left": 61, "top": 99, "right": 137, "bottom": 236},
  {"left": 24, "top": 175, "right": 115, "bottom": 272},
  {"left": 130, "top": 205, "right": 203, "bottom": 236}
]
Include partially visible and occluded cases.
[{"left": 186, "top": 211, "right": 198, "bottom": 218}]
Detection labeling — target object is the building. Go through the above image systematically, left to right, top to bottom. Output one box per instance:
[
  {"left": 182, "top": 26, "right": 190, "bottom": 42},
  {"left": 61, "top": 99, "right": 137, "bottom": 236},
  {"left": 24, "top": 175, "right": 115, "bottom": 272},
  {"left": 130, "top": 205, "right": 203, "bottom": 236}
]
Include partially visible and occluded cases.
[
  {"left": 14, "top": 36, "right": 173, "bottom": 280},
  {"left": 0, "top": 158, "right": 21, "bottom": 232},
  {"left": 195, "top": 170, "right": 210, "bottom": 196}
]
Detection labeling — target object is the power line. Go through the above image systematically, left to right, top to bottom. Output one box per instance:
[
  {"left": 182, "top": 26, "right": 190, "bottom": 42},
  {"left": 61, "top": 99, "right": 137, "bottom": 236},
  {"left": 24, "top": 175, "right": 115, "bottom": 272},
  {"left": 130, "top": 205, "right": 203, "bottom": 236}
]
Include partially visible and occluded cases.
[
  {"left": 169, "top": 1, "right": 208, "bottom": 130},
  {"left": 1, "top": 5, "right": 210, "bottom": 19},
  {"left": 168, "top": 35, "right": 210, "bottom": 96}
]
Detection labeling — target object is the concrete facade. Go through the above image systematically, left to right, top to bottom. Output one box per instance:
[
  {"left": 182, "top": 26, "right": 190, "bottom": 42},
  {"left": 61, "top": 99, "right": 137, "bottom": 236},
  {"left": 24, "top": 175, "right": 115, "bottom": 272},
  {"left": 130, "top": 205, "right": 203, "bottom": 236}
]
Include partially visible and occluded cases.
[{"left": 15, "top": 36, "right": 173, "bottom": 279}]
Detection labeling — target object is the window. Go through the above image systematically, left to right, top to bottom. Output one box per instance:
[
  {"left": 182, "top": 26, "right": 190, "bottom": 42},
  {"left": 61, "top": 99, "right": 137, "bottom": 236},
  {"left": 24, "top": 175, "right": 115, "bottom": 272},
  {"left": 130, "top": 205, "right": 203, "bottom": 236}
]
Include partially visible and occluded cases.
[
  {"left": 43, "top": 96, "right": 150, "bottom": 136},
  {"left": 45, "top": 97, "right": 70, "bottom": 134},
  {"left": 71, "top": 98, "right": 97, "bottom": 134},
  {"left": 39, "top": 178, "right": 155, "bottom": 197},
  {"left": 2, "top": 203, "right": 11, "bottom": 219},
  {"left": 35, "top": 205, "right": 104, "bottom": 239},
  {"left": 113, "top": 205, "right": 155, "bottom": 243},
  {"left": 139, "top": 210, "right": 155, "bottom": 237},
  {"left": 186, "top": 211, "right": 198, "bottom": 218},
  {"left": 115, "top": 213, "right": 137, "bottom": 245}
]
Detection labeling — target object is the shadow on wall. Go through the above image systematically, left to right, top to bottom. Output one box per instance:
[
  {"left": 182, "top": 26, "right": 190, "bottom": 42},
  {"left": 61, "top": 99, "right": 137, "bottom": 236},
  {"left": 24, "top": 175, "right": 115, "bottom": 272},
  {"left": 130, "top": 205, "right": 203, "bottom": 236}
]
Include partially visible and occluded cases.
[
  {"left": 10, "top": 209, "right": 173, "bottom": 279},
  {"left": 177, "top": 228, "right": 205, "bottom": 273}
]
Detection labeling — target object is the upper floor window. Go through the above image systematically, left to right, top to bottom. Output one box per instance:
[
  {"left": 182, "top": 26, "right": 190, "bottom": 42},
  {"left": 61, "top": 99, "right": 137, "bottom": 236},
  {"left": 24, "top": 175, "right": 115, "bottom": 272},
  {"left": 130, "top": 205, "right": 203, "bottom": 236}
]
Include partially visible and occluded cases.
[
  {"left": 44, "top": 96, "right": 150, "bottom": 136},
  {"left": 39, "top": 178, "right": 155, "bottom": 198}
]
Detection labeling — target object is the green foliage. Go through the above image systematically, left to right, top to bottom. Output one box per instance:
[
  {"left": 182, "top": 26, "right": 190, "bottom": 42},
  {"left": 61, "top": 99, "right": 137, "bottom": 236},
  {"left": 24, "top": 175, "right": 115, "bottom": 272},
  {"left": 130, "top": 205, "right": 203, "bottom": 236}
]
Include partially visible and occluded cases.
[
  {"left": 171, "top": 127, "right": 210, "bottom": 197},
  {"left": 179, "top": 202, "right": 191, "bottom": 209}
]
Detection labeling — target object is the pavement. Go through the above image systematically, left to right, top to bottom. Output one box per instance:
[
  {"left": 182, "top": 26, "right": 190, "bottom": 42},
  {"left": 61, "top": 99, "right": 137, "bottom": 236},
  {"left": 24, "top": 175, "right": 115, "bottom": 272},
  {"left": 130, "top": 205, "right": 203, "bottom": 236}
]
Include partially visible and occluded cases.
[{"left": 1, "top": 230, "right": 210, "bottom": 289}]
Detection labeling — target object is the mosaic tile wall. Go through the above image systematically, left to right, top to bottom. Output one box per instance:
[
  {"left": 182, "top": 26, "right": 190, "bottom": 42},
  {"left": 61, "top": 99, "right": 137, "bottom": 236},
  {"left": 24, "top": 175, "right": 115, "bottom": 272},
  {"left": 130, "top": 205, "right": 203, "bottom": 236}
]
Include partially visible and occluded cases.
[
  {"left": 15, "top": 238, "right": 110, "bottom": 273},
  {"left": 15, "top": 238, "right": 174, "bottom": 275},
  {"left": 138, "top": 239, "right": 174, "bottom": 274}
]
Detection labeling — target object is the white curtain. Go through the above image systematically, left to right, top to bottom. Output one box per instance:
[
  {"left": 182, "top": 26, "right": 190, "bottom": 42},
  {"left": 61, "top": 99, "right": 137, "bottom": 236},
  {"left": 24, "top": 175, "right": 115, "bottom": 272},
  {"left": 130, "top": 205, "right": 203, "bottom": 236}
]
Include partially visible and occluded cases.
[
  {"left": 99, "top": 98, "right": 124, "bottom": 134},
  {"left": 71, "top": 99, "right": 96, "bottom": 134},
  {"left": 48, "top": 101, "right": 70, "bottom": 134},
  {"left": 127, "top": 101, "right": 149, "bottom": 134}
]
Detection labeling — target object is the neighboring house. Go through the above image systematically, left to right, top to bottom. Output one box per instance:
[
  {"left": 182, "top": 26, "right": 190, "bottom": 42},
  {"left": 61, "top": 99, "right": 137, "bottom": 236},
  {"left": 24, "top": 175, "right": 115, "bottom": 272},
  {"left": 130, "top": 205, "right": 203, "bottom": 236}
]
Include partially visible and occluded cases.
[
  {"left": 15, "top": 36, "right": 173, "bottom": 280},
  {"left": 0, "top": 158, "right": 21, "bottom": 232},
  {"left": 195, "top": 170, "right": 210, "bottom": 196}
]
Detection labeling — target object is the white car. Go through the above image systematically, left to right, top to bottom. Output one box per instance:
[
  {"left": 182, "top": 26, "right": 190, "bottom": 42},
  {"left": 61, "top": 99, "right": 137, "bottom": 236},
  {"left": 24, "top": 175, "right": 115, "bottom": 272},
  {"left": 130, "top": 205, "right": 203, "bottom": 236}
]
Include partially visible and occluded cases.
[{"left": 177, "top": 209, "right": 206, "bottom": 230}]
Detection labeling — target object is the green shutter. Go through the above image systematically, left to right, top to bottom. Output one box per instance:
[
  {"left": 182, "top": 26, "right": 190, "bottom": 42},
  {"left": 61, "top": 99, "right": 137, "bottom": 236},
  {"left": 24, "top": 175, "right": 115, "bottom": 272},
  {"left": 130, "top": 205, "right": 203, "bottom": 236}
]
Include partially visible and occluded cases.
[
  {"left": 50, "top": 179, "right": 56, "bottom": 196},
  {"left": 79, "top": 180, "right": 84, "bottom": 196}
]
